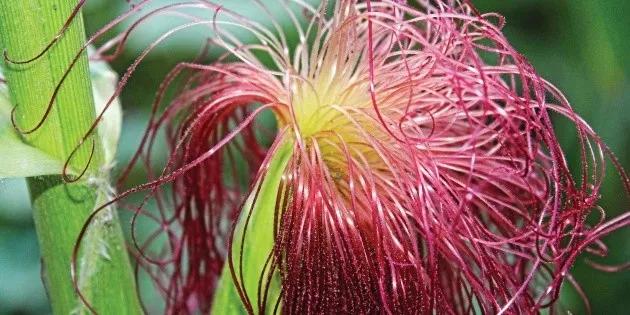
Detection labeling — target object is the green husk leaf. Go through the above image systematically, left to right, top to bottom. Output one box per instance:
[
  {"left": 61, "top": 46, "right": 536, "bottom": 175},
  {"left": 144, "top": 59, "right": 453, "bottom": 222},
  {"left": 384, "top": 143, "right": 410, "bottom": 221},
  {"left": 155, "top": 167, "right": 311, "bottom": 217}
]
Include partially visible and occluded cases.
[{"left": 212, "top": 141, "right": 293, "bottom": 314}]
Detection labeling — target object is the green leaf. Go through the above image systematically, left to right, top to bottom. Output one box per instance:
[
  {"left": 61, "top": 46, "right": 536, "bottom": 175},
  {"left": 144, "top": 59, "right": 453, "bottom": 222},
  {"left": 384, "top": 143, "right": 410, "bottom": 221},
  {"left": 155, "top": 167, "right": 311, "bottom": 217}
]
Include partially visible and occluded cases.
[{"left": 212, "top": 141, "right": 293, "bottom": 314}]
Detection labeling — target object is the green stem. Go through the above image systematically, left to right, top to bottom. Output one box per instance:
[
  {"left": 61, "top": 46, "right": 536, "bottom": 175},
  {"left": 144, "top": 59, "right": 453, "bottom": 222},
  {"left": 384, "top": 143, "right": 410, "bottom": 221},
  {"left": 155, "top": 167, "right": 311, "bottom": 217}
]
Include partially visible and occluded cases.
[{"left": 0, "top": 1, "right": 141, "bottom": 314}]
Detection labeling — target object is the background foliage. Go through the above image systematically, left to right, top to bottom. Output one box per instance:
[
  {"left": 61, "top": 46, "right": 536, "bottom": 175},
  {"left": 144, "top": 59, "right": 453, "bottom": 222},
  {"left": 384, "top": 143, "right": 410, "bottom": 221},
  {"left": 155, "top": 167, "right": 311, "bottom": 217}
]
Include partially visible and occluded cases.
[{"left": 1, "top": 0, "right": 628, "bottom": 314}]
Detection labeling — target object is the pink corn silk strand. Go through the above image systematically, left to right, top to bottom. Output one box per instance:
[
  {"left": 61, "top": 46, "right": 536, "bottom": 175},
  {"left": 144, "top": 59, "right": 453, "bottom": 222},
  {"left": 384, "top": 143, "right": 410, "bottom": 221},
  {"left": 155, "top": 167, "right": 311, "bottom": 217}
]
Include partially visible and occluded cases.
[{"left": 27, "top": 0, "right": 629, "bottom": 314}]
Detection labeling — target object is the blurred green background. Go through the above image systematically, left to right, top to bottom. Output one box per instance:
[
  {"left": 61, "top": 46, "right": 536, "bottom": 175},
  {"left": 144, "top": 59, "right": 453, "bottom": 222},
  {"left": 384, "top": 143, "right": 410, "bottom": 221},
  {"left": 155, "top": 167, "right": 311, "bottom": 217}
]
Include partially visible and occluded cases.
[{"left": 1, "top": 0, "right": 628, "bottom": 314}]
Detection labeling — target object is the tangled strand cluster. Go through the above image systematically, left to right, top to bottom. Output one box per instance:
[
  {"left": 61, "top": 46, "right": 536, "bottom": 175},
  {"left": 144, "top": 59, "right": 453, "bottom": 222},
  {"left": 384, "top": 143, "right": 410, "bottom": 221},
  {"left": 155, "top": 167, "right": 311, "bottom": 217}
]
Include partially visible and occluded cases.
[{"left": 17, "top": 0, "right": 627, "bottom": 314}]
